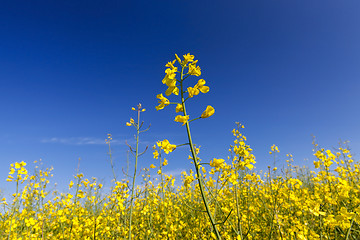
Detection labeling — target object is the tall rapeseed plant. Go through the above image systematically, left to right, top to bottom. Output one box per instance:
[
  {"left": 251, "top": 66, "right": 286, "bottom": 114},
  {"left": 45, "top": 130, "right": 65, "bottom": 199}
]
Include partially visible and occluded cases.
[{"left": 155, "top": 53, "right": 222, "bottom": 239}]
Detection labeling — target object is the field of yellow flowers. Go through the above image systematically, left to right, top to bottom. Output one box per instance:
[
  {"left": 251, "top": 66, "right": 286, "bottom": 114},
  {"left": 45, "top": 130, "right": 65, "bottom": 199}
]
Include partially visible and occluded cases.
[{"left": 1, "top": 54, "right": 359, "bottom": 240}]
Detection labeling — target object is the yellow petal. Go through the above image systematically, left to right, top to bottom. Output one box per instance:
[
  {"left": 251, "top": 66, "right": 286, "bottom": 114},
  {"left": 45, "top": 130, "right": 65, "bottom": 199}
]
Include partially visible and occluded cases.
[
  {"left": 201, "top": 105, "right": 215, "bottom": 118},
  {"left": 174, "top": 115, "right": 189, "bottom": 125}
]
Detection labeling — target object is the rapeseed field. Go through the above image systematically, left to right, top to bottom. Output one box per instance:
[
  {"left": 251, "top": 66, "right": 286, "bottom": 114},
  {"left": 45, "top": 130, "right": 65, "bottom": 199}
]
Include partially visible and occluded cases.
[{"left": 1, "top": 54, "right": 358, "bottom": 239}]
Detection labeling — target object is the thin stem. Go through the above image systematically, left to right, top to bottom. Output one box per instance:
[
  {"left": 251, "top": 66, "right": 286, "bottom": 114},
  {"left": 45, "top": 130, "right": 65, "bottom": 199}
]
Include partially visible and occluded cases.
[
  {"left": 180, "top": 66, "right": 222, "bottom": 240},
  {"left": 128, "top": 114, "right": 139, "bottom": 240},
  {"left": 107, "top": 137, "right": 117, "bottom": 182}
]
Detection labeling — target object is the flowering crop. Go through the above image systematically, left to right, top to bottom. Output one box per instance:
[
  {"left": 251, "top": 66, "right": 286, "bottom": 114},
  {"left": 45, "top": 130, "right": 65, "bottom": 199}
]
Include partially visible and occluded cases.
[{"left": 1, "top": 53, "right": 359, "bottom": 239}]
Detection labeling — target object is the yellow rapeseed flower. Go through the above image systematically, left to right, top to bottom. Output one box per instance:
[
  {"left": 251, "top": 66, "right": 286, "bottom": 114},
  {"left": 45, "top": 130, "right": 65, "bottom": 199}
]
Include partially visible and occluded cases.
[
  {"left": 183, "top": 53, "right": 195, "bottom": 64},
  {"left": 175, "top": 54, "right": 182, "bottom": 64},
  {"left": 165, "top": 59, "right": 177, "bottom": 70},
  {"left": 188, "top": 62, "right": 201, "bottom": 76},
  {"left": 162, "top": 68, "right": 179, "bottom": 96},
  {"left": 194, "top": 79, "right": 209, "bottom": 93},
  {"left": 187, "top": 86, "right": 199, "bottom": 98},
  {"left": 155, "top": 93, "right": 170, "bottom": 110},
  {"left": 175, "top": 103, "right": 183, "bottom": 113},
  {"left": 201, "top": 105, "right": 215, "bottom": 118},
  {"left": 175, "top": 115, "right": 189, "bottom": 125},
  {"left": 126, "top": 118, "right": 135, "bottom": 126},
  {"left": 157, "top": 139, "right": 176, "bottom": 154},
  {"left": 270, "top": 144, "right": 280, "bottom": 153},
  {"left": 153, "top": 149, "right": 159, "bottom": 159},
  {"left": 210, "top": 158, "right": 225, "bottom": 169},
  {"left": 162, "top": 159, "right": 168, "bottom": 166},
  {"left": 15, "top": 162, "right": 21, "bottom": 169},
  {"left": 18, "top": 167, "right": 28, "bottom": 175},
  {"left": 6, "top": 175, "right": 13, "bottom": 182},
  {"left": 184, "top": 175, "right": 194, "bottom": 187},
  {"left": 69, "top": 180, "right": 74, "bottom": 189}
]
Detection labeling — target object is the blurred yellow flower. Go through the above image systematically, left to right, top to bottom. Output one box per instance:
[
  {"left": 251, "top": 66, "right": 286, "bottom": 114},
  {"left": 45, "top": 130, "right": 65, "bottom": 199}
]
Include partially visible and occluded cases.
[
  {"left": 126, "top": 118, "right": 134, "bottom": 126},
  {"left": 270, "top": 144, "right": 280, "bottom": 153},
  {"left": 153, "top": 150, "right": 159, "bottom": 159},
  {"left": 210, "top": 158, "right": 224, "bottom": 168},
  {"left": 162, "top": 159, "right": 168, "bottom": 166},
  {"left": 314, "top": 161, "right": 321, "bottom": 168},
  {"left": 15, "top": 162, "right": 21, "bottom": 169},
  {"left": 18, "top": 167, "right": 27, "bottom": 175},
  {"left": 6, "top": 175, "right": 13, "bottom": 182},
  {"left": 184, "top": 175, "right": 194, "bottom": 187}
]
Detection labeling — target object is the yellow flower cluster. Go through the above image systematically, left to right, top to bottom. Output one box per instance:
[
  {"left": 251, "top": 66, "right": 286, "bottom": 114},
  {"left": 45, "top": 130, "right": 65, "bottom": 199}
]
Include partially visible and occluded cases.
[
  {"left": 156, "top": 53, "right": 215, "bottom": 126},
  {"left": 162, "top": 61, "right": 179, "bottom": 96},
  {"left": 187, "top": 79, "right": 209, "bottom": 98},
  {"left": 231, "top": 126, "right": 256, "bottom": 170},
  {"left": 157, "top": 139, "right": 176, "bottom": 154},
  {"left": 269, "top": 144, "right": 280, "bottom": 154},
  {"left": 210, "top": 158, "right": 225, "bottom": 169},
  {"left": 7, "top": 161, "right": 28, "bottom": 182}
]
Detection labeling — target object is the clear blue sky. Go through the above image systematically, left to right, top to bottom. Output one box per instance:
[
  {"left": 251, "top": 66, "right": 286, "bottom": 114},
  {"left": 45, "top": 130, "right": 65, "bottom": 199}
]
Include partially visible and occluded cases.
[{"left": 1, "top": 0, "right": 359, "bottom": 192}]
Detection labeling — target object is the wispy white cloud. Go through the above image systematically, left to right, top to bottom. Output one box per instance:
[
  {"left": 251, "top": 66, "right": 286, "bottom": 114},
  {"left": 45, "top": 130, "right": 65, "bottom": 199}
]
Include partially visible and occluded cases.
[
  {"left": 41, "top": 137, "right": 123, "bottom": 145},
  {"left": 41, "top": 137, "right": 154, "bottom": 146}
]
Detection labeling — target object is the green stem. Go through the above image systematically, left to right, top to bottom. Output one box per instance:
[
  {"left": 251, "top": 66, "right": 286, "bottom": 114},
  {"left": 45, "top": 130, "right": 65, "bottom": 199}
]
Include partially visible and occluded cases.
[
  {"left": 180, "top": 66, "right": 222, "bottom": 240},
  {"left": 128, "top": 108, "right": 141, "bottom": 240},
  {"left": 108, "top": 139, "right": 117, "bottom": 182},
  {"left": 159, "top": 150, "right": 170, "bottom": 236},
  {"left": 234, "top": 183, "right": 243, "bottom": 239}
]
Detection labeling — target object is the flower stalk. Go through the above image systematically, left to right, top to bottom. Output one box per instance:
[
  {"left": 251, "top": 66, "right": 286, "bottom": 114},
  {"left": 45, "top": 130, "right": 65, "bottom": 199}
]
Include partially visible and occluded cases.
[
  {"left": 179, "top": 66, "right": 222, "bottom": 240},
  {"left": 126, "top": 104, "right": 149, "bottom": 240}
]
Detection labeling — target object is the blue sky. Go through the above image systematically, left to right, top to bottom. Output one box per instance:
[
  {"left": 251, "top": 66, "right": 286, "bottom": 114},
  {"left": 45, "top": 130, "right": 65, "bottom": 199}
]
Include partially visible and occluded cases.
[{"left": 1, "top": 0, "right": 359, "bottom": 192}]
